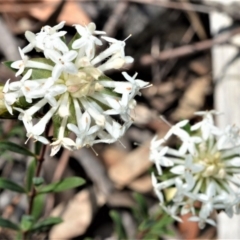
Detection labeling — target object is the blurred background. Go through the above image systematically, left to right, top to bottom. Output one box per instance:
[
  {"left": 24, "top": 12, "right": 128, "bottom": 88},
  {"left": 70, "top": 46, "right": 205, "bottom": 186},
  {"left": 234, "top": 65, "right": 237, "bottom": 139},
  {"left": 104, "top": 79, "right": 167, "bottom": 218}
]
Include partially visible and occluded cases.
[{"left": 0, "top": 0, "right": 240, "bottom": 239}]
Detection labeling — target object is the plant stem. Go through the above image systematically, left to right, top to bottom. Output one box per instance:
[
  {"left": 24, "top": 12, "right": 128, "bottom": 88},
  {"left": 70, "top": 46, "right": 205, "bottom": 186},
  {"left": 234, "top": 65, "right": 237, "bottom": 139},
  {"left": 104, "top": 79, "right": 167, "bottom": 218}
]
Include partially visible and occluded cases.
[
  {"left": 23, "top": 122, "right": 51, "bottom": 240},
  {"left": 27, "top": 142, "right": 48, "bottom": 215}
]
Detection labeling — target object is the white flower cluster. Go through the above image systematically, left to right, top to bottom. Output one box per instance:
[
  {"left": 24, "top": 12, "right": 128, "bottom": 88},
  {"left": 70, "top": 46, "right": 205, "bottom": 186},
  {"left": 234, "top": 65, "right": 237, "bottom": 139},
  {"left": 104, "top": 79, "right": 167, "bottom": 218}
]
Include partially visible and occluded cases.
[
  {"left": 3, "top": 21, "right": 149, "bottom": 156},
  {"left": 150, "top": 110, "right": 240, "bottom": 229}
]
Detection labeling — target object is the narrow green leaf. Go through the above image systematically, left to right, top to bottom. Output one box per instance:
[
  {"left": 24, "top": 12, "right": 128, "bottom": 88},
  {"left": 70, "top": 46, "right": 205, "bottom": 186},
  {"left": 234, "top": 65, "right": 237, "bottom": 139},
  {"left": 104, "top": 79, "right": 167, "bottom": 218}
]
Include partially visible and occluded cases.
[
  {"left": 30, "top": 58, "right": 54, "bottom": 67},
  {"left": 30, "top": 68, "right": 52, "bottom": 79},
  {"left": 0, "top": 141, "right": 36, "bottom": 157},
  {"left": 26, "top": 159, "right": 37, "bottom": 192},
  {"left": 38, "top": 177, "right": 85, "bottom": 193},
  {"left": 0, "top": 178, "right": 26, "bottom": 193},
  {"left": 132, "top": 193, "right": 149, "bottom": 221},
  {"left": 32, "top": 194, "right": 46, "bottom": 220},
  {"left": 109, "top": 210, "right": 127, "bottom": 240},
  {"left": 20, "top": 215, "right": 34, "bottom": 232},
  {"left": 0, "top": 217, "right": 20, "bottom": 231},
  {"left": 31, "top": 217, "right": 62, "bottom": 232}
]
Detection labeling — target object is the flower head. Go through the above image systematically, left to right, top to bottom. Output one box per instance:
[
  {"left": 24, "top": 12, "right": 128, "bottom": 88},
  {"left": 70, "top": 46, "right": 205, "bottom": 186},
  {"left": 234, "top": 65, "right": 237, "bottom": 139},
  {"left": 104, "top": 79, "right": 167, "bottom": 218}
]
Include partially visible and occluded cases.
[
  {"left": 3, "top": 21, "right": 149, "bottom": 155},
  {"left": 150, "top": 111, "right": 240, "bottom": 228}
]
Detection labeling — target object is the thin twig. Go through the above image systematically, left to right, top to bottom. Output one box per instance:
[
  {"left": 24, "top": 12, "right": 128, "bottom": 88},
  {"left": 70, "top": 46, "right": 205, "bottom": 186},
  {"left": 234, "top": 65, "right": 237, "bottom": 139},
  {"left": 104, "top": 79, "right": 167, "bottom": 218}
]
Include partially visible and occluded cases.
[
  {"left": 179, "top": 0, "right": 207, "bottom": 40},
  {"left": 103, "top": 1, "right": 129, "bottom": 37},
  {"left": 139, "top": 26, "right": 240, "bottom": 65},
  {"left": 44, "top": 148, "right": 71, "bottom": 214}
]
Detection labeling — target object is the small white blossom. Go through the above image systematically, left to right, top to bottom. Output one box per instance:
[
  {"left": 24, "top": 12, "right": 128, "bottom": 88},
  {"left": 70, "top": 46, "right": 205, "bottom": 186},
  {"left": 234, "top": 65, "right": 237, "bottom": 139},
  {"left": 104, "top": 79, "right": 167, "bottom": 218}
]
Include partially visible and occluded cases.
[{"left": 72, "top": 22, "right": 105, "bottom": 59}]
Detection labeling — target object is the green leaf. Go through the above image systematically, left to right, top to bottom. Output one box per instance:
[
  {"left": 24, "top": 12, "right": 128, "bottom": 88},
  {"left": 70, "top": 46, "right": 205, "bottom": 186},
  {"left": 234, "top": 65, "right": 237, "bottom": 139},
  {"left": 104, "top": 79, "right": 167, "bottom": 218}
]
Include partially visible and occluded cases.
[
  {"left": 68, "top": 32, "right": 80, "bottom": 50},
  {"left": 30, "top": 58, "right": 54, "bottom": 67},
  {"left": 3, "top": 61, "right": 16, "bottom": 72},
  {"left": 30, "top": 68, "right": 52, "bottom": 79},
  {"left": 7, "top": 125, "right": 26, "bottom": 138},
  {"left": 0, "top": 141, "right": 36, "bottom": 157},
  {"left": 26, "top": 159, "right": 37, "bottom": 192},
  {"left": 33, "top": 177, "right": 44, "bottom": 186},
  {"left": 38, "top": 177, "right": 85, "bottom": 193},
  {"left": 0, "top": 178, "right": 26, "bottom": 193},
  {"left": 132, "top": 193, "right": 149, "bottom": 221},
  {"left": 32, "top": 194, "right": 46, "bottom": 220},
  {"left": 109, "top": 210, "right": 127, "bottom": 240},
  {"left": 20, "top": 215, "right": 34, "bottom": 232},
  {"left": 0, "top": 217, "right": 20, "bottom": 231},
  {"left": 31, "top": 217, "right": 62, "bottom": 232},
  {"left": 138, "top": 219, "right": 155, "bottom": 231},
  {"left": 15, "top": 232, "right": 23, "bottom": 240}
]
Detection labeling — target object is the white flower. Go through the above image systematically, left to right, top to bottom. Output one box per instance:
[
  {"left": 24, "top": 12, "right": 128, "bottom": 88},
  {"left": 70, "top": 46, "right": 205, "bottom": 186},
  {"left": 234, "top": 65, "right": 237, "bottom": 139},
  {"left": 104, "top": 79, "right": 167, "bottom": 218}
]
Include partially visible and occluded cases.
[
  {"left": 23, "top": 21, "right": 67, "bottom": 54},
  {"left": 72, "top": 22, "right": 105, "bottom": 59},
  {"left": 11, "top": 47, "right": 29, "bottom": 77},
  {"left": 46, "top": 50, "right": 78, "bottom": 80},
  {"left": 9, "top": 69, "right": 38, "bottom": 103},
  {"left": 121, "top": 72, "right": 151, "bottom": 98},
  {"left": 27, "top": 78, "right": 67, "bottom": 107},
  {"left": 103, "top": 93, "right": 132, "bottom": 121},
  {"left": 191, "top": 110, "right": 221, "bottom": 140},
  {"left": 67, "top": 111, "right": 100, "bottom": 149},
  {"left": 51, "top": 116, "right": 76, "bottom": 156},
  {"left": 164, "top": 119, "right": 189, "bottom": 140},
  {"left": 178, "top": 134, "right": 202, "bottom": 155},
  {"left": 170, "top": 155, "right": 204, "bottom": 189},
  {"left": 174, "top": 178, "right": 195, "bottom": 203},
  {"left": 160, "top": 204, "right": 182, "bottom": 222},
  {"left": 188, "top": 210, "right": 216, "bottom": 229}
]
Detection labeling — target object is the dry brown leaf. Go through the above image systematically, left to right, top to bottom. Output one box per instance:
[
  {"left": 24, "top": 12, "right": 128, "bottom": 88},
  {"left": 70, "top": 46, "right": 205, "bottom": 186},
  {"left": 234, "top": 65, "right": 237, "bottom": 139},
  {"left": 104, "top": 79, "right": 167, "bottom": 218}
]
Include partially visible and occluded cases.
[
  {"left": 30, "top": 0, "right": 90, "bottom": 25},
  {"left": 58, "top": 1, "right": 90, "bottom": 25},
  {"left": 189, "top": 57, "right": 210, "bottom": 75},
  {"left": 171, "top": 76, "right": 211, "bottom": 120},
  {"left": 131, "top": 104, "right": 157, "bottom": 125},
  {"left": 108, "top": 143, "right": 151, "bottom": 187},
  {"left": 101, "top": 147, "right": 127, "bottom": 168},
  {"left": 129, "top": 175, "right": 152, "bottom": 193},
  {"left": 49, "top": 189, "right": 98, "bottom": 240},
  {"left": 107, "top": 191, "right": 135, "bottom": 207}
]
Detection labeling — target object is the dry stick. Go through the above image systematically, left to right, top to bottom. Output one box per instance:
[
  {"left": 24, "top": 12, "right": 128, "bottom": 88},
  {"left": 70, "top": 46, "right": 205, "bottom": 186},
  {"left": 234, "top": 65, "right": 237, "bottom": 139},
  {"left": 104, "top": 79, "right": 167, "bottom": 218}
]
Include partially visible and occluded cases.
[
  {"left": 0, "top": 0, "right": 216, "bottom": 14},
  {"left": 128, "top": 0, "right": 214, "bottom": 14},
  {"left": 179, "top": 0, "right": 207, "bottom": 40},
  {"left": 103, "top": 1, "right": 129, "bottom": 37},
  {"left": 139, "top": 26, "right": 240, "bottom": 65},
  {"left": 159, "top": 26, "right": 195, "bottom": 80},
  {"left": 44, "top": 148, "right": 71, "bottom": 215}
]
